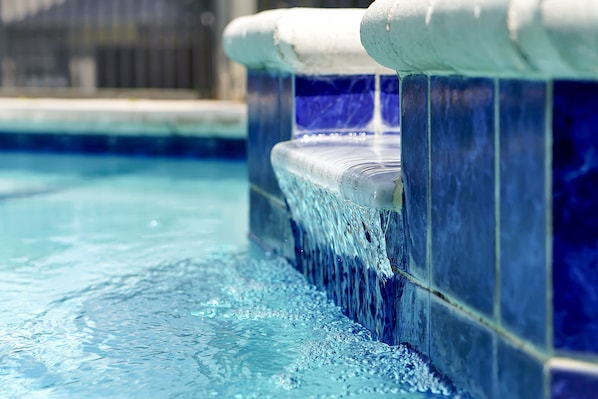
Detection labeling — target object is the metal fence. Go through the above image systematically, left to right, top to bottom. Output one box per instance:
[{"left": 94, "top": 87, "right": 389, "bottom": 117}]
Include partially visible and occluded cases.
[
  {"left": 0, "top": 0, "right": 372, "bottom": 99},
  {"left": 258, "top": 0, "right": 372, "bottom": 9}
]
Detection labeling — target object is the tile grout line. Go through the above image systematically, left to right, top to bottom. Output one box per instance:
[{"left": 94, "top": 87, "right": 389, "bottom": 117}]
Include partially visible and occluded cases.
[
  {"left": 426, "top": 75, "right": 432, "bottom": 358},
  {"left": 493, "top": 77, "right": 501, "bottom": 398},
  {"left": 494, "top": 78, "right": 501, "bottom": 325},
  {"left": 544, "top": 79, "right": 554, "bottom": 399},
  {"left": 545, "top": 80, "right": 554, "bottom": 355}
]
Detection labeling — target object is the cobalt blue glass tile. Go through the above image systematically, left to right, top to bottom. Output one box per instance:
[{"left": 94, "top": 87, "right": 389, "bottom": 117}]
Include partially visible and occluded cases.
[
  {"left": 247, "top": 69, "right": 283, "bottom": 197},
  {"left": 247, "top": 69, "right": 261, "bottom": 153},
  {"left": 247, "top": 69, "right": 264, "bottom": 185},
  {"left": 279, "top": 71, "right": 294, "bottom": 143},
  {"left": 294, "top": 74, "right": 375, "bottom": 135},
  {"left": 380, "top": 74, "right": 400, "bottom": 129},
  {"left": 401, "top": 74, "right": 429, "bottom": 282},
  {"left": 430, "top": 76, "right": 495, "bottom": 317},
  {"left": 499, "top": 79, "right": 548, "bottom": 348},
  {"left": 553, "top": 80, "right": 598, "bottom": 354},
  {"left": 0, "top": 132, "right": 246, "bottom": 159},
  {"left": 249, "top": 187, "right": 294, "bottom": 257},
  {"left": 395, "top": 275, "right": 429, "bottom": 357},
  {"left": 430, "top": 297, "right": 493, "bottom": 399},
  {"left": 497, "top": 337, "right": 544, "bottom": 399},
  {"left": 552, "top": 366, "right": 598, "bottom": 399}
]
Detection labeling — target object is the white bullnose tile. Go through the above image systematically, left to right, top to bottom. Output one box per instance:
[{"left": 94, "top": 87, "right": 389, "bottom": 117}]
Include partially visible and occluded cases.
[
  {"left": 361, "top": 0, "right": 598, "bottom": 78},
  {"left": 224, "top": 8, "right": 393, "bottom": 75},
  {"left": 0, "top": 98, "right": 246, "bottom": 138}
]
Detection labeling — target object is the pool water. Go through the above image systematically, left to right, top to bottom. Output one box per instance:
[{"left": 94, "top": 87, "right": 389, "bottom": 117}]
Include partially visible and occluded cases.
[{"left": 0, "top": 153, "right": 458, "bottom": 398}]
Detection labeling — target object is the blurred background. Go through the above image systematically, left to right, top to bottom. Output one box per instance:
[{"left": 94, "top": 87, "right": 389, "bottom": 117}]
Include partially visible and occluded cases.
[{"left": 0, "top": 0, "right": 372, "bottom": 101}]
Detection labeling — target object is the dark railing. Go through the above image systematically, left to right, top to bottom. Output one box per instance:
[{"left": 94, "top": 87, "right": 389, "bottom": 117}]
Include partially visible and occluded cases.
[
  {"left": 0, "top": 0, "right": 372, "bottom": 98},
  {"left": 258, "top": 0, "right": 372, "bottom": 9}
]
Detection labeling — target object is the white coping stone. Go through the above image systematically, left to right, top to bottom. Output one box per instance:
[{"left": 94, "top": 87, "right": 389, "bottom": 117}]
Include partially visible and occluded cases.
[
  {"left": 361, "top": 0, "right": 598, "bottom": 78},
  {"left": 223, "top": 8, "right": 393, "bottom": 75},
  {"left": 0, "top": 98, "right": 246, "bottom": 138},
  {"left": 271, "top": 134, "right": 402, "bottom": 211}
]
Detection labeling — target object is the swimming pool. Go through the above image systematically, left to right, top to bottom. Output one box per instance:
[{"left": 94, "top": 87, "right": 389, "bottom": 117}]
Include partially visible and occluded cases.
[{"left": 0, "top": 153, "right": 457, "bottom": 398}]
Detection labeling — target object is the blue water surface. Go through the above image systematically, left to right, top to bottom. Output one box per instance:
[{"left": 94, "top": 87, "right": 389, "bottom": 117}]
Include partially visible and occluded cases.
[{"left": 0, "top": 153, "right": 457, "bottom": 399}]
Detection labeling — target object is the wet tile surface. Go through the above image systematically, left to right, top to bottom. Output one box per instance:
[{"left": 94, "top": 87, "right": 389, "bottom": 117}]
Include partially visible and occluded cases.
[
  {"left": 247, "top": 70, "right": 283, "bottom": 198},
  {"left": 279, "top": 71, "right": 294, "bottom": 143},
  {"left": 380, "top": 74, "right": 400, "bottom": 129},
  {"left": 401, "top": 74, "right": 429, "bottom": 282},
  {"left": 294, "top": 75, "right": 375, "bottom": 135},
  {"left": 429, "top": 76, "right": 496, "bottom": 317},
  {"left": 499, "top": 79, "right": 548, "bottom": 348},
  {"left": 552, "top": 80, "right": 598, "bottom": 354},
  {"left": 249, "top": 187, "right": 294, "bottom": 258},
  {"left": 382, "top": 210, "right": 407, "bottom": 273},
  {"left": 396, "top": 275, "right": 429, "bottom": 357},
  {"left": 429, "top": 297, "right": 493, "bottom": 399},
  {"left": 496, "top": 337, "right": 544, "bottom": 399},
  {"left": 551, "top": 366, "right": 598, "bottom": 399}
]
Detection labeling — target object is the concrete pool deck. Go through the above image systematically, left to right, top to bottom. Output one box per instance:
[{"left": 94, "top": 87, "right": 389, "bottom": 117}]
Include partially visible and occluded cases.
[{"left": 0, "top": 98, "right": 247, "bottom": 139}]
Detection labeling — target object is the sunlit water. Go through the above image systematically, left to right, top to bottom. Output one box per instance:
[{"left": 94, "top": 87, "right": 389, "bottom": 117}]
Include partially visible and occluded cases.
[{"left": 0, "top": 153, "right": 457, "bottom": 398}]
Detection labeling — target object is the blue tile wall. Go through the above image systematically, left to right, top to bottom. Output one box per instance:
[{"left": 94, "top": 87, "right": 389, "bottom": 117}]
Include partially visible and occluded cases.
[
  {"left": 247, "top": 62, "right": 598, "bottom": 396},
  {"left": 247, "top": 69, "right": 285, "bottom": 198},
  {"left": 279, "top": 71, "right": 294, "bottom": 143},
  {"left": 294, "top": 74, "right": 375, "bottom": 135},
  {"left": 380, "top": 74, "right": 400, "bottom": 131},
  {"left": 401, "top": 74, "right": 429, "bottom": 282},
  {"left": 430, "top": 76, "right": 496, "bottom": 317},
  {"left": 499, "top": 79, "right": 548, "bottom": 348},
  {"left": 552, "top": 80, "right": 598, "bottom": 355},
  {"left": 0, "top": 132, "right": 246, "bottom": 159},
  {"left": 249, "top": 187, "right": 294, "bottom": 260},
  {"left": 381, "top": 208, "right": 407, "bottom": 272},
  {"left": 292, "top": 211, "right": 406, "bottom": 345},
  {"left": 395, "top": 275, "right": 429, "bottom": 357},
  {"left": 429, "top": 296, "right": 494, "bottom": 399},
  {"left": 496, "top": 337, "right": 545, "bottom": 399},
  {"left": 551, "top": 367, "right": 598, "bottom": 399}
]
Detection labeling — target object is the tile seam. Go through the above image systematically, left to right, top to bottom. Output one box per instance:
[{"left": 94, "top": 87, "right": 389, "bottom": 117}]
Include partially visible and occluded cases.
[
  {"left": 426, "top": 75, "right": 432, "bottom": 358},
  {"left": 493, "top": 77, "right": 501, "bottom": 399},
  {"left": 494, "top": 77, "right": 501, "bottom": 325},
  {"left": 545, "top": 79, "right": 554, "bottom": 355},
  {"left": 427, "top": 288, "right": 549, "bottom": 364}
]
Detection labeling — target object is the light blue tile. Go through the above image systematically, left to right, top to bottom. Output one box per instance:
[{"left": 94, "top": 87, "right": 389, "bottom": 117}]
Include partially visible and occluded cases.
[
  {"left": 430, "top": 76, "right": 496, "bottom": 317},
  {"left": 499, "top": 79, "right": 548, "bottom": 348}
]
